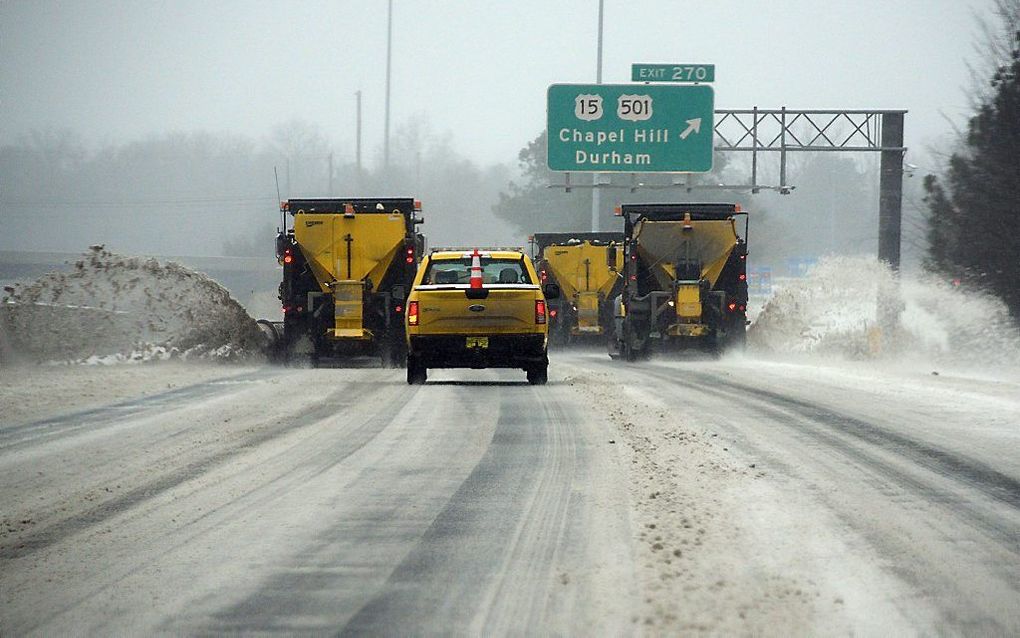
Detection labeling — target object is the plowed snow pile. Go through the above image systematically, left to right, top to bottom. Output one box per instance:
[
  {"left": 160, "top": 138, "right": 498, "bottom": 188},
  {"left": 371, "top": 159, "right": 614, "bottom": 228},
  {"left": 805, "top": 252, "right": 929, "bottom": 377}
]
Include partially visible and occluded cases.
[
  {"left": 1, "top": 246, "right": 263, "bottom": 364},
  {"left": 749, "top": 255, "right": 1020, "bottom": 365}
]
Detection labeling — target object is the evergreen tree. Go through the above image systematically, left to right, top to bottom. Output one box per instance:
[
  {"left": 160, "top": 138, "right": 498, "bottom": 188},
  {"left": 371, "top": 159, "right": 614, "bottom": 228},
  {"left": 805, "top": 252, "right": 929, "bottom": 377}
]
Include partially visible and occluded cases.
[
  {"left": 924, "top": 34, "right": 1020, "bottom": 316},
  {"left": 492, "top": 130, "right": 593, "bottom": 234}
]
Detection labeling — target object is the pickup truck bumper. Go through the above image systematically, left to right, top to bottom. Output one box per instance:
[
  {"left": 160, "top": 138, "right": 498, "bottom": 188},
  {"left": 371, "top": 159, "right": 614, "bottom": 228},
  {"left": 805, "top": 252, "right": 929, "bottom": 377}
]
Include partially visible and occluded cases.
[{"left": 409, "top": 334, "right": 547, "bottom": 369}]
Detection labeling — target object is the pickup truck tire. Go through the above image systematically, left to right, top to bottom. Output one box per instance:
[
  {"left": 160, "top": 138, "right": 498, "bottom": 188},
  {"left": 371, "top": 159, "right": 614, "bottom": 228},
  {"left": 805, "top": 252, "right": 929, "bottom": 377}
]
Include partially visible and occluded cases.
[
  {"left": 406, "top": 356, "right": 427, "bottom": 385},
  {"left": 526, "top": 364, "right": 548, "bottom": 385}
]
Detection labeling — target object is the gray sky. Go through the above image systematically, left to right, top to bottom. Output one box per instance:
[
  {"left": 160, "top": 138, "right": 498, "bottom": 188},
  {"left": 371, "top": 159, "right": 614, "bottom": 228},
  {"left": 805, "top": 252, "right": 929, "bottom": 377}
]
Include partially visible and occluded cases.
[{"left": 1, "top": 0, "right": 993, "bottom": 168}]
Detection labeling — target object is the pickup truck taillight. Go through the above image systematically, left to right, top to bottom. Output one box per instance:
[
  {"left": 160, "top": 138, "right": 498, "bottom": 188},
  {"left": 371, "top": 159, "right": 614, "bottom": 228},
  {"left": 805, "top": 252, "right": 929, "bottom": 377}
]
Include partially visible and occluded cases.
[
  {"left": 407, "top": 300, "right": 419, "bottom": 326},
  {"left": 535, "top": 300, "right": 547, "bottom": 324}
]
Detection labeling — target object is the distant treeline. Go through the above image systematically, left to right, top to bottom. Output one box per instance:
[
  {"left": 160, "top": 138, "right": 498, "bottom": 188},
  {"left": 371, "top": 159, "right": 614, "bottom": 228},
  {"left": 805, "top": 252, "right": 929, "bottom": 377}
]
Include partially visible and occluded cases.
[
  {"left": 2, "top": 117, "right": 900, "bottom": 273},
  {"left": 0, "top": 119, "right": 518, "bottom": 258}
]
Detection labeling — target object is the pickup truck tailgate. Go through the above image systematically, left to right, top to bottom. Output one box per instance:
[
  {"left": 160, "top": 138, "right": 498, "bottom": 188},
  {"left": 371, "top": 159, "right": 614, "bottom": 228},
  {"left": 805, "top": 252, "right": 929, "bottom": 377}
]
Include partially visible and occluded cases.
[{"left": 415, "top": 287, "right": 539, "bottom": 335}]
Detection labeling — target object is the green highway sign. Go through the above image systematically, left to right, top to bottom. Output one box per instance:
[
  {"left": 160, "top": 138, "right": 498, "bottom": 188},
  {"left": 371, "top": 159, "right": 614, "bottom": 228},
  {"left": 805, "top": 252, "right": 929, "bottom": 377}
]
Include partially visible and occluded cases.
[
  {"left": 631, "top": 63, "right": 715, "bottom": 83},
  {"left": 547, "top": 83, "right": 714, "bottom": 173}
]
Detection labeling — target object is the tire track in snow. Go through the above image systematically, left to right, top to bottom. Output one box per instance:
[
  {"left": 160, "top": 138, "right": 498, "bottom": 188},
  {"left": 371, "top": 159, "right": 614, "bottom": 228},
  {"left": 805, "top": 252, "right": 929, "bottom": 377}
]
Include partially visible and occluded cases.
[
  {"left": 638, "top": 363, "right": 1020, "bottom": 550},
  {"left": 681, "top": 367, "right": 1020, "bottom": 512},
  {"left": 0, "top": 369, "right": 277, "bottom": 451},
  {"left": 0, "top": 378, "right": 394, "bottom": 561},
  {"left": 339, "top": 382, "right": 581, "bottom": 635}
]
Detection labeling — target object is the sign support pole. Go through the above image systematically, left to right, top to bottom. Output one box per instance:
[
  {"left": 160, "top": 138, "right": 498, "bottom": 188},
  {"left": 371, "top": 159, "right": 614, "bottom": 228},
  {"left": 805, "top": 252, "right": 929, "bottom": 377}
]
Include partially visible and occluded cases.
[
  {"left": 591, "top": 0, "right": 604, "bottom": 233},
  {"left": 878, "top": 112, "right": 904, "bottom": 270}
]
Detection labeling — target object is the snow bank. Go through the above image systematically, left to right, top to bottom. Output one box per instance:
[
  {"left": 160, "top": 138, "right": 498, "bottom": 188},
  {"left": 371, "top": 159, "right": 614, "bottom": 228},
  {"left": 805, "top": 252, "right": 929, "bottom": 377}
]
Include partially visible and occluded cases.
[
  {"left": 1, "top": 246, "right": 264, "bottom": 364},
  {"left": 748, "top": 255, "right": 1020, "bottom": 365}
]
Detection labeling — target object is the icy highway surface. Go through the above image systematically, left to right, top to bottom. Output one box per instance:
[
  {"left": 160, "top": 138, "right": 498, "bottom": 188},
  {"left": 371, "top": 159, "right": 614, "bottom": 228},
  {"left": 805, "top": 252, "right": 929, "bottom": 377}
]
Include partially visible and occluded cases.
[{"left": 1, "top": 353, "right": 1018, "bottom": 635}]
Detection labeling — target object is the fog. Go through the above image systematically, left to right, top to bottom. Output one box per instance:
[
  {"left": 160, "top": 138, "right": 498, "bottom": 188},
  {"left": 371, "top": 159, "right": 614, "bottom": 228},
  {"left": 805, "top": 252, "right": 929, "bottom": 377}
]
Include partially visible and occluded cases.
[{"left": 0, "top": 0, "right": 993, "bottom": 265}]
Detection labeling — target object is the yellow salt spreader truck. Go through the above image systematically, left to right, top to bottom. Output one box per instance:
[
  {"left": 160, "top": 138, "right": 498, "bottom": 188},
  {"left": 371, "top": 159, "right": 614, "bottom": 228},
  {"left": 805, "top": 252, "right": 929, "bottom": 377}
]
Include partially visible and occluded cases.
[
  {"left": 272, "top": 197, "right": 425, "bottom": 366},
  {"left": 609, "top": 203, "right": 749, "bottom": 359},
  {"left": 531, "top": 232, "right": 623, "bottom": 345}
]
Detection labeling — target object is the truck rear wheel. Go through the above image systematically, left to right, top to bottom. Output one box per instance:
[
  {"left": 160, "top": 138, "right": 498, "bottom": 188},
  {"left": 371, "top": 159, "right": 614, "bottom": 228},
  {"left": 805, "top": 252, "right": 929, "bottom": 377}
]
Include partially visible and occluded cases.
[
  {"left": 729, "top": 324, "right": 747, "bottom": 351},
  {"left": 406, "top": 356, "right": 427, "bottom": 385},
  {"left": 526, "top": 364, "right": 548, "bottom": 385}
]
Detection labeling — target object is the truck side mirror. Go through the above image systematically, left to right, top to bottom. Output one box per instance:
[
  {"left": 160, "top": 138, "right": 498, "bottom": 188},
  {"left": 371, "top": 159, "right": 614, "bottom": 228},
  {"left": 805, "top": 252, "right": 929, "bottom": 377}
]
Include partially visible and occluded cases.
[
  {"left": 275, "top": 232, "right": 289, "bottom": 260},
  {"left": 606, "top": 244, "right": 617, "bottom": 269},
  {"left": 543, "top": 283, "right": 561, "bottom": 299}
]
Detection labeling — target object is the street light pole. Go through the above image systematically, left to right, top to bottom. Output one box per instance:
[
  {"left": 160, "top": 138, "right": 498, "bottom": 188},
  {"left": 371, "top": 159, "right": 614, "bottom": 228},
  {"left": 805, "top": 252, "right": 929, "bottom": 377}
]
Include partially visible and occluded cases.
[
  {"left": 384, "top": 0, "right": 393, "bottom": 169},
  {"left": 591, "top": 0, "right": 604, "bottom": 232},
  {"left": 355, "top": 90, "right": 362, "bottom": 188}
]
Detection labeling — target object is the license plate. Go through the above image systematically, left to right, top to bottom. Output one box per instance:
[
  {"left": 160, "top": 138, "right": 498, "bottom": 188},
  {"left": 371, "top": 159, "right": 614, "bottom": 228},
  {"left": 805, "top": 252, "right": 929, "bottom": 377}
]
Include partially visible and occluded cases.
[{"left": 466, "top": 336, "right": 489, "bottom": 349}]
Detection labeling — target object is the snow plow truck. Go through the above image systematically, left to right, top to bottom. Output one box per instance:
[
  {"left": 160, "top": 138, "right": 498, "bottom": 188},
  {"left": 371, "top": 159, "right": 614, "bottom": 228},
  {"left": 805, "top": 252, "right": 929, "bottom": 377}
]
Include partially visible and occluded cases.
[
  {"left": 272, "top": 197, "right": 425, "bottom": 366},
  {"left": 609, "top": 203, "right": 748, "bottom": 359},
  {"left": 531, "top": 232, "right": 623, "bottom": 345}
]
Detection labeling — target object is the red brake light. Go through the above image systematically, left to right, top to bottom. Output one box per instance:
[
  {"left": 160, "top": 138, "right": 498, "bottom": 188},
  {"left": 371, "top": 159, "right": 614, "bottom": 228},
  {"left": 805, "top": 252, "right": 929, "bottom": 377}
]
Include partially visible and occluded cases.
[
  {"left": 405, "top": 246, "right": 415, "bottom": 264},
  {"left": 283, "top": 248, "right": 293, "bottom": 264},
  {"left": 738, "top": 273, "right": 746, "bottom": 281},
  {"left": 407, "top": 300, "right": 419, "bottom": 326},
  {"left": 535, "top": 300, "right": 547, "bottom": 324},
  {"left": 727, "top": 302, "right": 737, "bottom": 312},
  {"left": 395, "top": 304, "right": 403, "bottom": 314}
]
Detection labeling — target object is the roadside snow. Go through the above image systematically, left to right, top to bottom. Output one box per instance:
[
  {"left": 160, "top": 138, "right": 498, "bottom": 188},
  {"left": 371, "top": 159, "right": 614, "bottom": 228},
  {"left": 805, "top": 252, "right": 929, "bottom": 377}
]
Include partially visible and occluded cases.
[
  {"left": 1, "top": 246, "right": 264, "bottom": 364},
  {"left": 748, "top": 255, "right": 1020, "bottom": 365},
  {"left": 0, "top": 361, "right": 260, "bottom": 428}
]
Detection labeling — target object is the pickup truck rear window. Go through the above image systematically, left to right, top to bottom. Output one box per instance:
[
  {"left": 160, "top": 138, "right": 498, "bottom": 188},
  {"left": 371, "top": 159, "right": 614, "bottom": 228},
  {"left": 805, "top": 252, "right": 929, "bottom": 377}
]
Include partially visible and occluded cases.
[{"left": 424, "top": 258, "right": 533, "bottom": 285}]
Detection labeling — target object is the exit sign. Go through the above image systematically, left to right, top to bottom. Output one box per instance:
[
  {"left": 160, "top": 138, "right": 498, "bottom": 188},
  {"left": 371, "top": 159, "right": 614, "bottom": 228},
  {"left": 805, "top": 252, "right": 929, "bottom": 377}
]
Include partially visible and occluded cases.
[
  {"left": 631, "top": 63, "right": 715, "bottom": 83},
  {"left": 547, "top": 83, "right": 714, "bottom": 173}
]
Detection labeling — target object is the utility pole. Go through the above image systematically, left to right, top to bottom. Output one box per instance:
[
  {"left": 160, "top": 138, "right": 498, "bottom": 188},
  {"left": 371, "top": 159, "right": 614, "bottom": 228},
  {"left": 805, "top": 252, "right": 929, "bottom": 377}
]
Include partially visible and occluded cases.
[
  {"left": 384, "top": 0, "right": 393, "bottom": 169},
  {"left": 591, "top": 0, "right": 604, "bottom": 232},
  {"left": 355, "top": 90, "right": 363, "bottom": 188},
  {"left": 328, "top": 152, "right": 334, "bottom": 195}
]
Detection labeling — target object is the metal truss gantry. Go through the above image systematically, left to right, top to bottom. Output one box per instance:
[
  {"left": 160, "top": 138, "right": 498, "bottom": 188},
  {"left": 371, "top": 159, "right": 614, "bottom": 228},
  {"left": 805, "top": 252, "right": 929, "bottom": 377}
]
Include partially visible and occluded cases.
[
  {"left": 550, "top": 108, "right": 907, "bottom": 267},
  {"left": 715, "top": 108, "right": 906, "bottom": 268}
]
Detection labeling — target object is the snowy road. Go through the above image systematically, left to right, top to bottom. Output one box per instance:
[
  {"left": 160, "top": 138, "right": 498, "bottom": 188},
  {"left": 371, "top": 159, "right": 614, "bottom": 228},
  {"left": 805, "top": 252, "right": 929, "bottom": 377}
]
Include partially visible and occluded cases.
[{"left": 1, "top": 354, "right": 1018, "bottom": 635}]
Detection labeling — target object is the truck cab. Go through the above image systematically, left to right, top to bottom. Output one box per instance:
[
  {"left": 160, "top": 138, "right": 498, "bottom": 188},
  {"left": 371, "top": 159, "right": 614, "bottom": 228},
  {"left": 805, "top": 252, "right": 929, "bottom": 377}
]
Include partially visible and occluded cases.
[{"left": 404, "top": 248, "right": 558, "bottom": 385}]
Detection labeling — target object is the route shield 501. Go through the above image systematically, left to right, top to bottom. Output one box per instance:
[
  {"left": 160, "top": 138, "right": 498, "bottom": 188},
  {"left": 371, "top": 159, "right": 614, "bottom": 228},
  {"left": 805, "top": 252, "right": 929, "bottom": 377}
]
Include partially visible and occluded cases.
[{"left": 547, "top": 83, "right": 714, "bottom": 173}]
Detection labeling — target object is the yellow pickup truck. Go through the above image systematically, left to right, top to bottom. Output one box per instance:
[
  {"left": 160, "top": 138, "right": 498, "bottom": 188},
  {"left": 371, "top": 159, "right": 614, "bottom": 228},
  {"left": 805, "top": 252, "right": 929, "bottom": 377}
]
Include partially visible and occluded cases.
[{"left": 404, "top": 248, "right": 559, "bottom": 385}]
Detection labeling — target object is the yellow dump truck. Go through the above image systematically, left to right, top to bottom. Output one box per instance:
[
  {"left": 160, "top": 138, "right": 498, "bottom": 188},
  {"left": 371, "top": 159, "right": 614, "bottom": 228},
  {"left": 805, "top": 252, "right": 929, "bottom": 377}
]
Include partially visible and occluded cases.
[
  {"left": 274, "top": 198, "right": 424, "bottom": 366},
  {"left": 609, "top": 203, "right": 748, "bottom": 359},
  {"left": 531, "top": 232, "right": 623, "bottom": 345},
  {"left": 404, "top": 248, "right": 559, "bottom": 384}
]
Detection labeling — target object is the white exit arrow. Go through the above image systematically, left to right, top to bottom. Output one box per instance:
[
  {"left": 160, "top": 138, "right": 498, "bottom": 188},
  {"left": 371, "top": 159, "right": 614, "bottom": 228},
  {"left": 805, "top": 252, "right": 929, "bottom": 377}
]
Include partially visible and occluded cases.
[{"left": 679, "top": 118, "right": 702, "bottom": 140}]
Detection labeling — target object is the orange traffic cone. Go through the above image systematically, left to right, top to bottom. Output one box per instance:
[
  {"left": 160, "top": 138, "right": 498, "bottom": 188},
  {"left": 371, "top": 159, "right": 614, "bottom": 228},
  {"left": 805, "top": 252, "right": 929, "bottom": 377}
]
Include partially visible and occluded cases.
[{"left": 469, "top": 248, "right": 483, "bottom": 289}]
